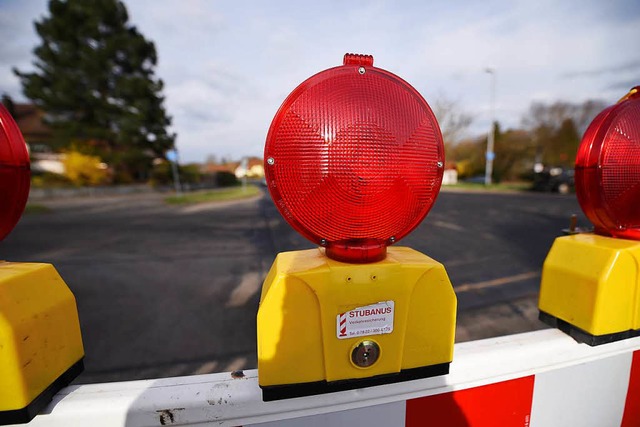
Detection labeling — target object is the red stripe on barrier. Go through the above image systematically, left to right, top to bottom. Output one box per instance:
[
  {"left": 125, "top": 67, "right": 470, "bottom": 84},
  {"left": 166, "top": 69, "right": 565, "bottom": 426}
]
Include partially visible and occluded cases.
[
  {"left": 622, "top": 350, "right": 640, "bottom": 427},
  {"left": 406, "top": 376, "right": 534, "bottom": 427}
]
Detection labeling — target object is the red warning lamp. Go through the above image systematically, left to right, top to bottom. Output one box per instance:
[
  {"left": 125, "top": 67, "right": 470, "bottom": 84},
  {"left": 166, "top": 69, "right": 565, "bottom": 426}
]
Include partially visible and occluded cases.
[
  {"left": 264, "top": 53, "right": 444, "bottom": 263},
  {"left": 258, "top": 54, "right": 456, "bottom": 401},
  {"left": 539, "top": 86, "right": 640, "bottom": 346},
  {"left": 575, "top": 87, "right": 640, "bottom": 240},
  {"left": 0, "top": 104, "right": 30, "bottom": 242},
  {"left": 0, "top": 105, "right": 84, "bottom": 424}
]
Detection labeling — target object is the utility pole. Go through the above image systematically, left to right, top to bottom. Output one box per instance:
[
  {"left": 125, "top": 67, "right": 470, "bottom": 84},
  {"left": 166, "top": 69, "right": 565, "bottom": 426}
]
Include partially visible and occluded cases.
[
  {"left": 484, "top": 68, "right": 496, "bottom": 186},
  {"left": 168, "top": 147, "right": 182, "bottom": 196},
  {"left": 240, "top": 157, "right": 248, "bottom": 191}
]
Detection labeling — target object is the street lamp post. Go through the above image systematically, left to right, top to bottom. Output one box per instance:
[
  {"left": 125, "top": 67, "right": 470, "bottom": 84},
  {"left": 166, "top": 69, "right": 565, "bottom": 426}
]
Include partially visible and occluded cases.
[
  {"left": 484, "top": 68, "right": 496, "bottom": 186},
  {"left": 168, "top": 147, "right": 182, "bottom": 196}
]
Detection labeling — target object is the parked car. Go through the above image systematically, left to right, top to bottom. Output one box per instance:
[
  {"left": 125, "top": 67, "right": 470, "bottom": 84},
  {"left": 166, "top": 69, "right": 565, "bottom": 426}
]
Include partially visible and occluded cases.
[
  {"left": 532, "top": 167, "right": 574, "bottom": 194},
  {"left": 462, "top": 175, "right": 487, "bottom": 184}
]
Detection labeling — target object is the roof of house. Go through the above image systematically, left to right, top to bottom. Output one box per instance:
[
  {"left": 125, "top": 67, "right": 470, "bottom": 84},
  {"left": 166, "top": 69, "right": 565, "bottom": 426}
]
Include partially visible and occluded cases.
[
  {"left": 5, "top": 102, "right": 52, "bottom": 141},
  {"left": 247, "top": 157, "right": 263, "bottom": 168},
  {"left": 201, "top": 162, "right": 240, "bottom": 174}
]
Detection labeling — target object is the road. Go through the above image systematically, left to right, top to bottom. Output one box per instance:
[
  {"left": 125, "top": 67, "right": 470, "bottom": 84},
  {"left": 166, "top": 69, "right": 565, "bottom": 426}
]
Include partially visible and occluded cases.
[{"left": 0, "top": 187, "right": 588, "bottom": 383}]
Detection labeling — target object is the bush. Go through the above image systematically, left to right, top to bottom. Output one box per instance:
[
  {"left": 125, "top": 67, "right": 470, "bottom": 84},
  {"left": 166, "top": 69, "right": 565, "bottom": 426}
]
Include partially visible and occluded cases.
[
  {"left": 62, "top": 151, "right": 110, "bottom": 186},
  {"left": 149, "top": 161, "right": 172, "bottom": 187},
  {"left": 149, "top": 162, "right": 203, "bottom": 187},
  {"left": 180, "top": 164, "right": 202, "bottom": 184},
  {"left": 216, "top": 171, "right": 240, "bottom": 187},
  {"left": 31, "top": 172, "right": 73, "bottom": 188}
]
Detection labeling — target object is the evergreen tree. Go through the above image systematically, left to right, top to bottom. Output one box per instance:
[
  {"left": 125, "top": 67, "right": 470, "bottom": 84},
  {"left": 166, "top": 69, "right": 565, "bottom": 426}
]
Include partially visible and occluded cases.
[{"left": 14, "top": 0, "right": 175, "bottom": 182}]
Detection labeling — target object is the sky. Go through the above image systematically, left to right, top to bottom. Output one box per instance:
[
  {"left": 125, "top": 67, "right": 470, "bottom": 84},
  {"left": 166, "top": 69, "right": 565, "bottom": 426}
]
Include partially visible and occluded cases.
[{"left": 0, "top": 0, "right": 639, "bottom": 163}]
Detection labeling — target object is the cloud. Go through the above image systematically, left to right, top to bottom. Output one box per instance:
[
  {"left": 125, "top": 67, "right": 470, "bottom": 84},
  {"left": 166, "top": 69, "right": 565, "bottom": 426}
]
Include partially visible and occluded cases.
[
  {"left": 0, "top": 0, "right": 48, "bottom": 99},
  {"left": 2, "top": 0, "right": 639, "bottom": 162},
  {"left": 561, "top": 59, "right": 640, "bottom": 79},
  {"left": 606, "top": 79, "right": 640, "bottom": 91}
]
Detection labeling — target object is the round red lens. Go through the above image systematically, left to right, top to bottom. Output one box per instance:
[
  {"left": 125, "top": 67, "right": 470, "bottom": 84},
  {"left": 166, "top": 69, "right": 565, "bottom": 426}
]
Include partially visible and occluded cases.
[
  {"left": 264, "top": 54, "right": 444, "bottom": 262},
  {"left": 575, "top": 87, "right": 640, "bottom": 240},
  {"left": 0, "top": 104, "right": 30, "bottom": 242}
]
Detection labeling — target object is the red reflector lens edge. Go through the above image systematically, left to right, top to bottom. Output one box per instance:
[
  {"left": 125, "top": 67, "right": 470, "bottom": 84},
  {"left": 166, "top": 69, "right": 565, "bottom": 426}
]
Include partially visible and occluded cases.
[
  {"left": 264, "top": 62, "right": 443, "bottom": 262},
  {"left": 575, "top": 95, "right": 640, "bottom": 240},
  {"left": 0, "top": 104, "right": 30, "bottom": 241}
]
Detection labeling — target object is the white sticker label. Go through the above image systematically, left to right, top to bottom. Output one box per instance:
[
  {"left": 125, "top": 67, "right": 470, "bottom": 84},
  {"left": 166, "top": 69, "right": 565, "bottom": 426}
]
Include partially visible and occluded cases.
[{"left": 336, "top": 301, "right": 394, "bottom": 339}]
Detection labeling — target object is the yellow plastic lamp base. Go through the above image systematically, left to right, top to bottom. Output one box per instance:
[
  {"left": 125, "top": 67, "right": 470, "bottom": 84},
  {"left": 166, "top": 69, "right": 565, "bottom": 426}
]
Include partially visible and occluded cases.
[
  {"left": 538, "top": 234, "right": 640, "bottom": 346},
  {"left": 257, "top": 246, "right": 457, "bottom": 401},
  {"left": 0, "top": 262, "right": 84, "bottom": 425}
]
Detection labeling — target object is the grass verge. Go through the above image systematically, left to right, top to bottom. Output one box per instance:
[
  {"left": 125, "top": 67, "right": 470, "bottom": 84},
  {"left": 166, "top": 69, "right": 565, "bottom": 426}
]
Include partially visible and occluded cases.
[
  {"left": 443, "top": 181, "right": 533, "bottom": 193},
  {"left": 165, "top": 185, "right": 261, "bottom": 205},
  {"left": 24, "top": 204, "right": 51, "bottom": 214}
]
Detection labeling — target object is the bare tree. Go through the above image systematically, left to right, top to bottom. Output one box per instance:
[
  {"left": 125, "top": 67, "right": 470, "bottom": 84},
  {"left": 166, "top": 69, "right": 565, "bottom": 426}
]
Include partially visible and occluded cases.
[
  {"left": 432, "top": 95, "right": 473, "bottom": 147},
  {"left": 522, "top": 99, "right": 608, "bottom": 168},
  {"left": 522, "top": 100, "right": 607, "bottom": 136}
]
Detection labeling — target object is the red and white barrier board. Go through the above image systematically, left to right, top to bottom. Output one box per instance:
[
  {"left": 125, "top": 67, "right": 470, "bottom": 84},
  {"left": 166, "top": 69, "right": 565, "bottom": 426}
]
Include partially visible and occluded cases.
[
  {"left": 13, "top": 329, "right": 640, "bottom": 427},
  {"left": 254, "top": 341, "right": 640, "bottom": 427}
]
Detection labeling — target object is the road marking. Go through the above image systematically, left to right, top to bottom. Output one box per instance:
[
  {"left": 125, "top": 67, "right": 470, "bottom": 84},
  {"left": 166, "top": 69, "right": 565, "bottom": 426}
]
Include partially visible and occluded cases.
[
  {"left": 178, "top": 196, "right": 260, "bottom": 214},
  {"left": 432, "top": 220, "right": 465, "bottom": 231},
  {"left": 445, "top": 255, "right": 500, "bottom": 267},
  {"left": 456, "top": 271, "right": 540, "bottom": 293},
  {"left": 226, "top": 272, "right": 262, "bottom": 307},
  {"left": 224, "top": 357, "right": 248, "bottom": 372},
  {"left": 193, "top": 361, "right": 218, "bottom": 375},
  {"left": 166, "top": 363, "right": 190, "bottom": 377}
]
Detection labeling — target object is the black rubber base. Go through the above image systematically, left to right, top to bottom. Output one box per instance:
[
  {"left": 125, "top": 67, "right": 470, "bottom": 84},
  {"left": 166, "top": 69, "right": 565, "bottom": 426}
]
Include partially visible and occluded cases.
[
  {"left": 539, "top": 311, "right": 640, "bottom": 346},
  {"left": 0, "top": 358, "right": 84, "bottom": 425},
  {"left": 261, "top": 362, "right": 449, "bottom": 401}
]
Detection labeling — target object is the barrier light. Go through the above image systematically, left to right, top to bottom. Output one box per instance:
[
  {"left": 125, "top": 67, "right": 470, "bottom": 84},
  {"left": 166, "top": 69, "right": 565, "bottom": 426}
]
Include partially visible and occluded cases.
[
  {"left": 264, "top": 53, "right": 443, "bottom": 263},
  {"left": 258, "top": 54, "right": 456, "bottom": 400},
  {"left": 539, "top": 86, "right": 640, "bottom": 345},
  {"left": 575, "top": 86, "right": 640, "bottom": 240},
  {"left": 0, "top": 105, "right": 30, "bottom": 242},
  {"left": 0, "top": 107, "right": 84, "bottom": 425}
]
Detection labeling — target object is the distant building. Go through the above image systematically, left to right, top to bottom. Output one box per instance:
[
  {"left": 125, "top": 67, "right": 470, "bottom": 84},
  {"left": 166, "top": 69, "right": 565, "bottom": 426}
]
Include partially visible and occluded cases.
[
  {"left": 1, "top": 97, "right": 65, "bottom": 174},
  {"left": 2, "top": 97, "right": 51, "bottom": 152},
  {"left": 235, "top": 157, "right": 264, "bottom": 179},
  {"left": 200, "top": 161, "right": 240, "bottom": 175},
  {"left": 442, "top": 163, "right": 458, "bottom": 185}
]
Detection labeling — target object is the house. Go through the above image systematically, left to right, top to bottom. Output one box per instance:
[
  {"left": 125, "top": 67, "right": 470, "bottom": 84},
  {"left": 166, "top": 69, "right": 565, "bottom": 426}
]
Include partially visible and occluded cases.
[
  {"left": 1, "top": 97, "right": 65, "bottom": 174},
  {"left": 234, "top": 157, "right": 264, "bottom": 179},
  {"left": 200, "top": 161, "right": 240, "bottom": 175},
  {"left": 442, "top": 162, "right": 458, "bottom": 185}
]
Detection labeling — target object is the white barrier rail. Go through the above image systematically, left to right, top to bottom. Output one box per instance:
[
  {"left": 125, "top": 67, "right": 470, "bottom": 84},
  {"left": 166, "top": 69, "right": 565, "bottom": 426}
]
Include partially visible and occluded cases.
[{"left": 15, "top": 329, "right": 640, "bottom": 427}]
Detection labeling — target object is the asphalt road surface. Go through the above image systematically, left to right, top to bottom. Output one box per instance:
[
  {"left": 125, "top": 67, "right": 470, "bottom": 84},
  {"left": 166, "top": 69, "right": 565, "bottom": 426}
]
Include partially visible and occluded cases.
[{"left": 0, "top": 187, "right": 588, "bottom": 383}]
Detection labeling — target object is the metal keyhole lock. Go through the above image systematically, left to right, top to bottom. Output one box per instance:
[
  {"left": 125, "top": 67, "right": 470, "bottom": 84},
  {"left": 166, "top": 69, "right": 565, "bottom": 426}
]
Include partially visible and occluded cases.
[{"left": 351, "top": 340, "right": 380, "bottom": 368}]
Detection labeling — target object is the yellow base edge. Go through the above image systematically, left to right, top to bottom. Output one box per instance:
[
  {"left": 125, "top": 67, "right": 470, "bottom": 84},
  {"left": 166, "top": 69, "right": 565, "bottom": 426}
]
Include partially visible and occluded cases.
[
  {"left": 538, "top": 234, "right": 640, "bottom": 338},
  {"left": 257, "top": 246, "right": 456, "bottom": 392},
  {"left": 0, "top": 262, "right": 84, "bottom": 421}
]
